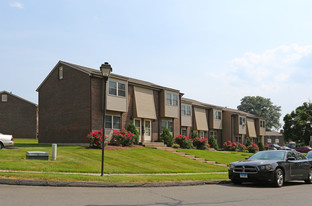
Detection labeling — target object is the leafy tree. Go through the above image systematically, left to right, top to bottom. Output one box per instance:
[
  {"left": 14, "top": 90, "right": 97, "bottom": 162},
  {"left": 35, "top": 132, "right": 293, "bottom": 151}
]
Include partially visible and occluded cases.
[
  {"left": 237, "top": 96, "right": 282, "bottom": 131},
  {"left": 283, "top": 102, "right": 312, "bottom": 145},
  {"left": 126, "top": 121, "right": 139, "bottom": 145},
  {"left": 160, "top": 126, "right": 174, "bottom": 147},
  {"left": 245, "top": 137, "right": 252, "bottom": 147},
  {"left": 258, "top": 142, "right": 265, "bottom": 151}
]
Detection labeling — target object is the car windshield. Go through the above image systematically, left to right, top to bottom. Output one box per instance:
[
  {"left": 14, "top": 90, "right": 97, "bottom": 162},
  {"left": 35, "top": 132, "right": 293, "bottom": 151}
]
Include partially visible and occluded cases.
[
  {"left": 248, "top": 151, "right": 285, "bottom": 161},
  {"left": 307, "top": 152, "right": 312, "bottom": 159}
]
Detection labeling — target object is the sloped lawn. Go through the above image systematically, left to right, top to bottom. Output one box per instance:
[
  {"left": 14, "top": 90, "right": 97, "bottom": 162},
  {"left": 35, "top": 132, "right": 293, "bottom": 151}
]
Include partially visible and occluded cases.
[
  {"left": 0, "top": 139, "right": 227, "bottom": 174},
  {"left": 176, "top": 149, "right": 253, "bottom": 165}
]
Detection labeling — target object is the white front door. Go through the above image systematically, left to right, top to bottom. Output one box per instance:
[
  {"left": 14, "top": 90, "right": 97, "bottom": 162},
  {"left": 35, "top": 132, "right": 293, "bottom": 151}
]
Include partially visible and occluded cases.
[
  {"left": 134, "top": 119, "right": 142, "bottom": 142},
  {"left": 144, "top": 120, "right": 152, "bottom": 142}
]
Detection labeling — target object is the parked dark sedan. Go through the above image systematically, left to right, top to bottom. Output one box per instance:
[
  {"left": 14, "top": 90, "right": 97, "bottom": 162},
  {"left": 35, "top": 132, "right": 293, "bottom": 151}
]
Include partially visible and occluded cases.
[
  {"left": 296, "top": 146, "right": 312, "bottom": 153},
  {"left": 228, "top": 150, "right": 312, "bottom": 187}
]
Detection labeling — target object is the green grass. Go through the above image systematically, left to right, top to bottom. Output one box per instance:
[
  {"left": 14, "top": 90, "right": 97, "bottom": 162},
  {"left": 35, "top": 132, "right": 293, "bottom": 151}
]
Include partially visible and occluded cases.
[
  {"left": 1, "top": 139, "right": 227, "bottom": 174},
  {"left": 176, "top": 149, "right": 253, "bottom": 165},
  {"left": 0, "top": 172, "right": 228, "bottom": 183}
]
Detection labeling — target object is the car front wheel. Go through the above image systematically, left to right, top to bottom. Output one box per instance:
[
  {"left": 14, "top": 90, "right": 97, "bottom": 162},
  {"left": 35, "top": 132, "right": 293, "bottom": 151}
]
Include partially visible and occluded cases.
[
  {"left": 274, "top": 168, "right": 284, "bottom": 187},
  {"left": 305, "top": 169, "right": 312, "bottom": 184}
]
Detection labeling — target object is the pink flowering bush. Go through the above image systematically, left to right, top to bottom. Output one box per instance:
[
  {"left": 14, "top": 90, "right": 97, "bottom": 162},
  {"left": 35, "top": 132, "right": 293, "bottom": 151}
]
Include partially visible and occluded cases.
[
  {"left": 109, "top": 128, "right": 137, "bottom": 146},
  {"left": 86, "top": 129, "right": 108, "bottom": 149},
  {"left": 174, "top": 134, "right": 194, "bottom": 149},
  {"left": 193, "top": 137, "right": 210, "bottom": 150},
  {"left": 223, "top": 140, "right": 246, "bottom": 152},
  {"left": 247, "top": 143, "right": 259, "bottom": 153}
]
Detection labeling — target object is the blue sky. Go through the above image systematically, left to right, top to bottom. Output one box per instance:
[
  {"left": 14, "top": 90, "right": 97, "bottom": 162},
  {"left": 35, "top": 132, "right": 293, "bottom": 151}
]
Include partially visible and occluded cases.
[{"left": 1, "top": 0, "right": 312, "bottom": 129}]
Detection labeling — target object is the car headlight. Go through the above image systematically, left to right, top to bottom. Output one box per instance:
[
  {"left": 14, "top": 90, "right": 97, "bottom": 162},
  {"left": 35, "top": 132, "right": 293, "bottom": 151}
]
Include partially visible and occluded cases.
[
  {"left": 229, "top": 164, "right": 235, "bottom": 169},
  {"left": 260, "top": 165, "right": 274, "bottom": 171}
]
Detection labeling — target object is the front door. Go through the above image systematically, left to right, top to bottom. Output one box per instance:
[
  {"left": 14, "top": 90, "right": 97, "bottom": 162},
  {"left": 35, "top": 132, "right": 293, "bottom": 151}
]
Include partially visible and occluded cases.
[
  {"left": 134, "top": 119, "right": 142, "bottom": 142},
  {"left": 144, "top": 120, "right": 152, "bottom": 142}
]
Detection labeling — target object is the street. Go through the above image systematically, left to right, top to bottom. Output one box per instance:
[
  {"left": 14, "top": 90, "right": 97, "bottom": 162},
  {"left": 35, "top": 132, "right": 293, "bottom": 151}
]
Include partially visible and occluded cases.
[{"left": 2, "top": 181, "right": 312, "bottom": 206}]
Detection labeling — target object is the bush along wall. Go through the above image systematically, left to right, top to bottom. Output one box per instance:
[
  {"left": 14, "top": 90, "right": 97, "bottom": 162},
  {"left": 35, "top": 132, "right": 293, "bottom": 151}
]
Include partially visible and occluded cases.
[
  {"left": 160, "top": 126, "right": 174, "bottom": 147},
  {"left": 87, "top": 129, "right": 108, "bottom": 149}
]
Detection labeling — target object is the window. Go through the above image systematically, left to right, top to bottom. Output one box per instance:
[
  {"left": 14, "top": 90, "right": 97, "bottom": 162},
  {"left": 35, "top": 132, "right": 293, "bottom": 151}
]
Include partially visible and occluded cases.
[
  {"left": 59, "top": 67, "right": 63, "bottom": 80},
  {"left": 109, "top": 81, "right": 126, "bottom": 97},
  {"left": 166, "top": 92, "right": 178, "bottom": 106},
  {"left": 1, "top": 94, "right": 8, "bottom": 102},
  {"left": 181, "top": 104, "right": 191, "bottom": 116},
  {"left": 214, "top": 110, "right": 222, "bottom": 120},
  {"left": 105, "top": 115, "right": 121, "bottom": 129},
  {"left": 239, "top": 116, "right": 246, "bottom": 126},
  {"left": 134, "top": 119, "right": 141, "bottom": 137},
  {"left": 162, "top": 119, "right": 173, "bottom": 133},
  {"left": 260, "top": 120, "right": 265, "bottom": 128},
  {"left": 181, "top": 128, "right": 187, "bottom": 136},
  {"left": 199, "top": 131, "right": 205, "bottom": 138},
  {"left": 210, "top": 131, "right": 217, "bottom": 139},
  {"left": 235, "top": 136, "right": 242, "bottom": 143},
  {"left": 252, "top": 138, "right": 258, "bottom": 144},
  {"left": 267, "top": 138, "right": 272, "bottom": 143},
  {"left": 275, "top": 138, "right": 279, "bottom": 144}
]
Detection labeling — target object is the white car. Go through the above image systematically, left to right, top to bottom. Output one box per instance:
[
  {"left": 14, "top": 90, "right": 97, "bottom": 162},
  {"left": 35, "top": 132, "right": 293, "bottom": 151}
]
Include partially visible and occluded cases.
[{"left": 0, "top": 133, "right": 14, "bottom": 149}]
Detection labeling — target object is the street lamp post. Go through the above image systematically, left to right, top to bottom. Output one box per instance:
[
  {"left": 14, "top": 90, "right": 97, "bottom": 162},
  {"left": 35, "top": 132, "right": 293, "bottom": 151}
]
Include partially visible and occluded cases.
[{"left": 100, "top": 62, "right": 112, "bottom": 176}]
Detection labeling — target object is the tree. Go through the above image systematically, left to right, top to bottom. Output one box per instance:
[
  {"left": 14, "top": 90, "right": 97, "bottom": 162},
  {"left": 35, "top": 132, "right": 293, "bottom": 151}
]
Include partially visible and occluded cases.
[
  {"left": 237, "top": 96, "right": 282, "bottom": 131},
  {"left": 283, "top": 102, "right": 312, "bottom": 145},
  {"left": 160, "top": 126, "right": 173, "bottom": 147}
]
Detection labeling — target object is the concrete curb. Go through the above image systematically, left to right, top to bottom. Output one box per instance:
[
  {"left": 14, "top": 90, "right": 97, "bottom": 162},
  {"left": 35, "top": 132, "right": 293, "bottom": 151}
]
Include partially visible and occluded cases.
[{"left": 0, "top": 178, "right": 231, "bottom": 188}]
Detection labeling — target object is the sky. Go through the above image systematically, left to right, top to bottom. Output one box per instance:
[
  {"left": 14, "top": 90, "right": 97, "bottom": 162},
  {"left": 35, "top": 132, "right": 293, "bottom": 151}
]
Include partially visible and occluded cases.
[{"left": 1, "top": 0, "right": 312, "bottom": 130}]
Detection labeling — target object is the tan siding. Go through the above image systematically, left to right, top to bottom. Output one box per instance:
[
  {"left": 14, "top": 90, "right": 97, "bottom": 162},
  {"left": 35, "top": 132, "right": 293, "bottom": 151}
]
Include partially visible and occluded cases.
[
  {"left": 106, "top": 78, "right": 127, "bottom": 112},
  {"left": 134, "top": 86, "right": 156, "bottom": 119},
  {"left": 164, "top": 91, "right": 179, "bottom": 118},
  {"left": 194, "top": 107, "right": 209, "bottom": 131},
  {"left": 182, "top": 115, "right": 192, "bottom": 126},
  {"left": 238, "top": 115, "right": 247, "bottom": 135},
  {"left": 247, "top": 118, "right": 257, "bottom": 138}
]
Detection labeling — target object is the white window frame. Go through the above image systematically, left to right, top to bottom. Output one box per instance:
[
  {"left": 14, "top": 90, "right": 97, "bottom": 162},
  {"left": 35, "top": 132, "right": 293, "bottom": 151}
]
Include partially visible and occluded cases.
[
  {"left": 108, "top": 80, "right": 126, "bottom": 97},
  {"left": 166, "top": 92, "right": 178, "bottom": 106},
  {"left": 1, "top": 94, "right": 8, "bottom": 102},
  {"left": 181, "top": 104, "right": 191, "bottom": 116},
  {"left": 214, "top": 110, "right": 222, "bottom": 120},
  {"left": 105, "top": 115, "right": 121, "bottom": 129},
  {"left": 239, "top": 116, "right": 246, "bottom": 126},
  {"left": 162, "top": 119, "right": 173, "bottom": 133},
  {"left": 260, "top": 120, "right": 265, "bottom": 128},
  {"left": 181, "top": 127, "right": 187, "bottom": 136},
  {"left": 199, "top": 131, "right": 205, "bottom": 138},
  {"left": 210, "top": 131, "right": 217, "bottom": 139},
  {"left": 235, "top": 136, "right": 242, "bottom": 143},
  {"left": 267, "top": 138, "right": 272, "bottom": 143},
  {"left": 275, "top": 138, "right": 279, "bottom": 144}
]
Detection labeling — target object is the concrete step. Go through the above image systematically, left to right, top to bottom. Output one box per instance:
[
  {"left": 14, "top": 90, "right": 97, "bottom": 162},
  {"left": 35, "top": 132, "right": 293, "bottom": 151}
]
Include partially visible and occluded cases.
[
  {"left": 144, "top": 142, "right": 166, "bottom": 148},
  {"left": 173, "top": 152, "right": 186, "bottom": 156},
  {"left": 185, "top": 155, "right": 195, "bottom": 159},
  {"left": 193, "top": 158, "right": 206, "bottom": 162},
  {"left": 205, "top": 161, "right": 216, "bottom": 164},
  {"left": 215, "top": 163, "right": 228, "bottom": 167}
]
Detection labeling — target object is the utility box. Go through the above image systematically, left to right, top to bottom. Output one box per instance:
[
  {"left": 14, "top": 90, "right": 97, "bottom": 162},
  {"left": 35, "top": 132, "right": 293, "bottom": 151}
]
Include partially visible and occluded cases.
[{"left": 26, "top": 151, "right": 49, "bottom": 160}]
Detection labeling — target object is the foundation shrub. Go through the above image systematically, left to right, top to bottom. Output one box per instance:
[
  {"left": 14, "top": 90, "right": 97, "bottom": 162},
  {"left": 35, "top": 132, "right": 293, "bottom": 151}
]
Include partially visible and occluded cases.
[
  {"left": 160, "top": 126, "right": 174, "bottom": 147},
  {"left": 109, "top": 128, "right": 137, "bottom": 146},
  {"left": 86, "top": 129, "right": 108, "bottom": 149},
  {"left": 174, "top": 135, "right": 194, "bottom": 149}
]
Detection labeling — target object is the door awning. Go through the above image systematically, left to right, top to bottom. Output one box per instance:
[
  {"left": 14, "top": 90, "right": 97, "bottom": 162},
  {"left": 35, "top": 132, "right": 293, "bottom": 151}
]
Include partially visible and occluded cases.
[
  {"left": 134, "top": 86, "right": 156, "bottom": 119},
  {"left": 194, "top": 107, "right": 209, "bottom": 131},
  {"left": 247, "top": 118, "right": 257, "bottom": 138}
]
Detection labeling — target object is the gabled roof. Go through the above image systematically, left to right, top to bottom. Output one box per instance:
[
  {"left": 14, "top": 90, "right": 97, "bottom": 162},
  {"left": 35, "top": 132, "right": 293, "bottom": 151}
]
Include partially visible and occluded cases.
[
  {"left": 37, "top": 61, "right": 181, "bottom": 93},
  {"left": 0, "top": 91, "right": 37, "bottom": 106},
  {"left": 182, "top": 97, "right": 223, "bottom": 110},
  {"left": 222, "top": 107, "right": 260, "bottom": 119}
]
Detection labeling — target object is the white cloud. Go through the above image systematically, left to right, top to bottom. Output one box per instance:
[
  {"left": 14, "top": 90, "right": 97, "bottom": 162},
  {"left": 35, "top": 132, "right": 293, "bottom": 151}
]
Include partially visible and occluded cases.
[{"left": 10, "top": 2, "right": 23, "bottom": 9}]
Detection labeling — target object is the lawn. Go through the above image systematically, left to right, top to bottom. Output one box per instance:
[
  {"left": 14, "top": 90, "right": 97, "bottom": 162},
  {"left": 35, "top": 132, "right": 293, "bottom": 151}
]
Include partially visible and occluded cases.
[
  {"left": 0, "top": 139, "right": 227, "bottom": 174},
  {"left": 176, "top": 149, "right": 253, "bottom": 165}
]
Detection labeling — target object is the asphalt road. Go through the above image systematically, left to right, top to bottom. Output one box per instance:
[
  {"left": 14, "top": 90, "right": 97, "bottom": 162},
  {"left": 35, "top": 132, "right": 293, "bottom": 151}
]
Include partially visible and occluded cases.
[{"left": 2, "top": 181, "right": 312, "bottom": 206}]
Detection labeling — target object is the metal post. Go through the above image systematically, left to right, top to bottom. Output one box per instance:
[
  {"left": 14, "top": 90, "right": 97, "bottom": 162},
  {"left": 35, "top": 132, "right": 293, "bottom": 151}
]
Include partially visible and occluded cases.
[{"left": 101, "top": 77, "right": 108, "bottom": 176}]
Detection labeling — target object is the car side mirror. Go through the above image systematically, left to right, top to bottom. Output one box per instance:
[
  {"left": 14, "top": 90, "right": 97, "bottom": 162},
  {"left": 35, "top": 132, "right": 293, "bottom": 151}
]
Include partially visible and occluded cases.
[
  {"left": 245, "top": 157, "right": 249, "bottom": 160},
  {"left": 287, "top": 157, "right": 295, "bottom": 161}
]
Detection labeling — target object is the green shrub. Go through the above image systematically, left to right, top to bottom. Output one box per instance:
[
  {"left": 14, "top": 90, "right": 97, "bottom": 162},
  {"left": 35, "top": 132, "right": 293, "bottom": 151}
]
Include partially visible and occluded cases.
[
  {"left": 126, "top": 121, "right": 140, "bottom": 144},
  {"left": 160, "top": 126, "right": 174, "bottom": 147},
  {"left": 86, "top": 129, "right": 108, "bottom": 149},
  {"left": 191, "top": 131, "right": 198, "bottom": 140},
  {"left": 174, "top": 134, "right": 194, "bottom": 149},
  {"left": 209, "top": 136, "right": 219, "bottom": 150},
  {"left": 245, "top": 137, "right": 252, "bottom": 147},
  {"left": 258, "top": 142, "right": 265, "bottom": 151},
  {"left": 172, "top": 143, "right": 180, "bottom": 149}
]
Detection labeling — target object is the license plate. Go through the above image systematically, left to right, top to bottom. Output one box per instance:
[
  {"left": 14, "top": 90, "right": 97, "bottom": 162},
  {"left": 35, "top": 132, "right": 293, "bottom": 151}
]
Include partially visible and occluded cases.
[{"left": 240, "top": 174, "right": 248, "bottom": 178}]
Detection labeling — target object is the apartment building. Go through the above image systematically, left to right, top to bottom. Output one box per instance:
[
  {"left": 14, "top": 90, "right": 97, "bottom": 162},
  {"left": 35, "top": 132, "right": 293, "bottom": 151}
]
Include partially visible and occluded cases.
[
  {"left": 37, "top": 61, "right": 182, "bottom": 144},
  {"left": 0, "top": 91, "right": 37, "bottom": 138},
  {"left": 181, "top": 98, "right": 224, "bottom": 146},
  {"left": 222, "top": 108, "right": 266, "bottom": 145}
]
